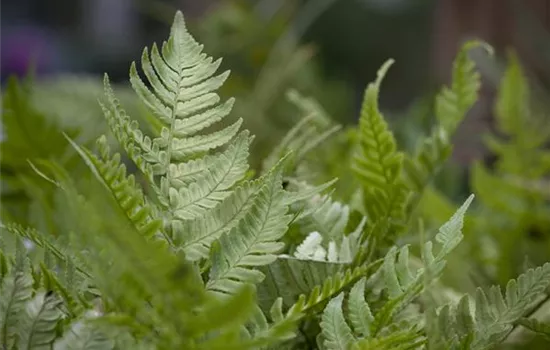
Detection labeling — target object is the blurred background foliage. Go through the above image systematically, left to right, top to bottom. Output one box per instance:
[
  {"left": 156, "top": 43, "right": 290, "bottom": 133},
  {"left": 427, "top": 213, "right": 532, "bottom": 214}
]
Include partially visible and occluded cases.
[{"left": 3, "top": 1, "right": 550, "bottom": 346}]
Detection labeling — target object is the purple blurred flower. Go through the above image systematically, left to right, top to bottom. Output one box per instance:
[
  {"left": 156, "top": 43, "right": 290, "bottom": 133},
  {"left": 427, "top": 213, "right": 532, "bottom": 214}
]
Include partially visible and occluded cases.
[{"left": 1, "top": 26, "right": 61, "bottom": 77}]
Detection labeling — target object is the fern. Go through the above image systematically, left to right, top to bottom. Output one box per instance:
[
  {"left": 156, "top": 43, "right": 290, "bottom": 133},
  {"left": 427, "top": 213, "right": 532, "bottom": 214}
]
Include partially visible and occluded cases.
[
  {"left": 4, "top": 7, "right": 550, "bottom": 350},
  {"left": 403, "top": 41, "right": 491, "bottom": 215},
  {"left": 435, "top": 41, "right": 492, "bottom": 134},
  {"left": 351, "top": 59, "right": 408, "bottom": 245},
  {"left": 207, "top": 159, "right": 291, "bottom": 295},
  {"left": 317, "top": 195, "right": 473, "bottom": 349},
  {"left": 0, "top": 256, "right": 33, "bottom": 348},
  {"left": 434, "top": 263, "right": 550, "bottom": 349},
  {"left": 17, "top": 292, "right": 64, "bottom": 350},
  {"left": 53, "top": 320, "right": 113, "bottom": 350}
]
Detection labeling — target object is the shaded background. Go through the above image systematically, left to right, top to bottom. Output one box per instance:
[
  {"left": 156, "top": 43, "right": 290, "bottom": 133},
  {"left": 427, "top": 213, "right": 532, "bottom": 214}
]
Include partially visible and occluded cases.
[{"left": 3, "top": 0, "right": 550, "bottom": 166}]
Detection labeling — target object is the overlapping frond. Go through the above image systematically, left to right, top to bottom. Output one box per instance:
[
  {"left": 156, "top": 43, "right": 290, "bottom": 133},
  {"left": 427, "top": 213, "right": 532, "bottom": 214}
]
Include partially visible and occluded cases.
[
  {"left": 67, "top": 136, "right": 163, "bottom": 241},
  {"left": 207, "top": 160, "right": 291, "bottom": 295},
  {"left": 316, "top": 195, "right": 473, "bottom": 349},
  {"left": 0, "top": 256, "right": 33, "bottom": 348},
  {"left": 434, "top": 263, "right": 550, "bottom": 349},
  {"left": 17, "top": 292, "right": 64, "bottom": 349}
]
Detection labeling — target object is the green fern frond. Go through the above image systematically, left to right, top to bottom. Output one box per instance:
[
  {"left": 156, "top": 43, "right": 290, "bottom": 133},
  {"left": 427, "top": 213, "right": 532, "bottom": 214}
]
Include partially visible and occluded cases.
[
  {"left": 97, "top": 11, "right": 248, "bottom": 238},
  {"left": 435, "top": 40, "right": 492, "bottom": 134},
  {"left": 404, "top": 41, "right": 489, "bottom": 213},
  {"left": 494, "top": 51, "right": 528, "bottom": 137},
  {"left": 351, "top": 59, "right": 408, "bottom": 243},
  {"left": 352, "top": 59, "right": 402, "bottom": 189},
  {"left": 100, "top": 78, "right": 159, "bottom": 178},
  {"left": 263, "top": 90, "right": 341, "bottom": 174},
  {"left": 165, "top": 130, "right": 252, "bottom": 220},
  {"left": 66, "top": 136, "right": 163, "bottom": 242},
  {"left": 207, "top": 159, "right": 291, "bottom": 295},
  {"left": 176, "top": 180, "right": 260, "bottom": 260},
  {"left": 316, "top": 195, "right": 472, "bottom": 348},
  {"left": 1, "top": 223, "right": 71, "bottom": 269},
  {"left": 258, "top": 255, "right": 346, "bottom": 310},
  {"left": 0, "top": 256, "right": 33, "bottom": 348},
  {"left": 286, "top": 260, "right": 383, "bottom": 319},
  {"left": 39, "top": 263, "right": 84, "bottom": 317},
  {"left": 436, "top": 263, "right": 550, "bottom": 349},
  {"left": 472, "top": 263, "right": 550, "bottom": 348},
  {"left": 348, "top": 277, "right": 374, "bottom": 338},
  {"left": 17, "top": 292, "right": 64, "bottom": 350},
  {"left": 321, "top": 292, "right": 355, "bottom": 350},
  {"left": 54, "top": 320, "right": 113, "bottom": 350},
  {"left": 351, "top": 329, "right": 425, "bottom": 350}
]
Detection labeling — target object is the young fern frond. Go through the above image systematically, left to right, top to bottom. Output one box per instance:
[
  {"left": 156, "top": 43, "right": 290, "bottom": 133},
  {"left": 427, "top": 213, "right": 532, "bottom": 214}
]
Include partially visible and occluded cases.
[
  {"left": 435, "top": 40, "right": 492, "bottom": 134},
  {"left": 404, "top": 41, "right": 491, "bottom": 211},
  {"left": 351, "top": 59, "right": 408, "bottom": 244}
]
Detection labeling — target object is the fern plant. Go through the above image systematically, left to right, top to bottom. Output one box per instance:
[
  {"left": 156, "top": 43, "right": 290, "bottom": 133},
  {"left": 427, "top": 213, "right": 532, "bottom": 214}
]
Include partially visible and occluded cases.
[{"left": 2, "top": 9, "right": 550, "bottom": 350}]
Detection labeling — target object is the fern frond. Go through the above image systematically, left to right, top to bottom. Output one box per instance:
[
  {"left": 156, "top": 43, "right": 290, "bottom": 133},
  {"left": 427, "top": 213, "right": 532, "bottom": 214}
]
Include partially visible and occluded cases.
[
  {"left": 99, "top": 11, "right": 247, "bottom": 235},
  {"left": 128, "top": 11, "right": 240, "bottom": 164},
  {"left": 435, "top": 40, "right": 492, "bottom": 134},
  {"left": 404, "top": 41, "right": 489, "bottom": 212},
  {"left": 494, "top": 51, "right": 528, "bottom": 137},
  {"left": 351, "top": 59, "right": 408, "bottom": 243},
  {"left": 352, "top": 59, "right": 402, "bottom": 189},
  {"left": 263, "top": 108, "right": 340, "bottom": 175},
  {"left": 165, "top": 130, "right": 252, "bottom": 220},
  {"left": 66, "top": 136, "right": 164, "bottom": 241},
  {"left": 207, "top": 160, "right": 291, "bottom": 295},
  {"left": 176, "top": 180, "right": 260, "bottom": 260},
  {"left": 315, "top": 195, "right": 472, "bottom": 348},
  {"left": 373, "top": 195, "right": 473, "bottom": 333},
  {"left": 1, "top": 223, "right": 70, "bottom": 268},
  {"left": 258, "top": 255, "right": 346, "bottom": 310},
  {"left": 0, "top": 256, "right": 33, "bottom": 348},
  {"left": 286, "top": 260, "right": 383, "bottom": 318},
  {"left": 436, "top": 263, "right": 550, "bottom": 349},
  {"left": 472, "top": 263, "right": 550, "bottom": 348},
  {"left": 348, "top": 277, "right": 374, "bottom": 338},
  {"left": 17, "top": 292, "right": 64, "bottom": 350},
  {"left": 321, "top": 292, "right": 355, "bottom": 350},
  {"left": 54, "top": 319, "right": 113, "bottom": 350},
  {"left": 351, "top": 329, "right": 425, "bottom": 350}
]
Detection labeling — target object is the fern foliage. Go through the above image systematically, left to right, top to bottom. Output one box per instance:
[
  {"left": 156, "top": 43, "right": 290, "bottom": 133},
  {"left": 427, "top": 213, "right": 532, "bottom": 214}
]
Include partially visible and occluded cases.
[
  {"left": 2, "top": 7, "right": 550, "bottom": 350},
  {"left": 403, "top": 41, "right": 491, "bottom": 209},
  {"left": 352, "top": 60, "right": 408, "bottom": 245}
]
